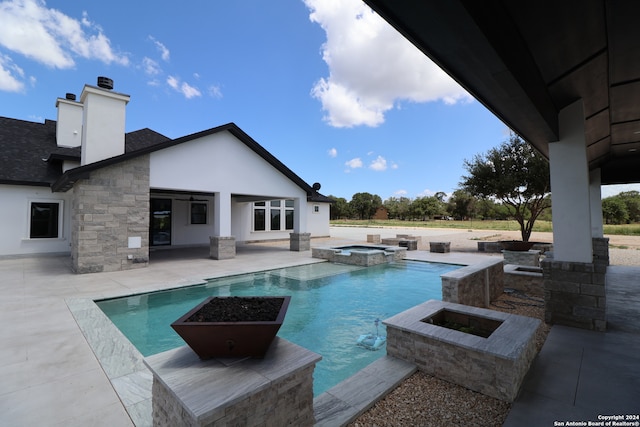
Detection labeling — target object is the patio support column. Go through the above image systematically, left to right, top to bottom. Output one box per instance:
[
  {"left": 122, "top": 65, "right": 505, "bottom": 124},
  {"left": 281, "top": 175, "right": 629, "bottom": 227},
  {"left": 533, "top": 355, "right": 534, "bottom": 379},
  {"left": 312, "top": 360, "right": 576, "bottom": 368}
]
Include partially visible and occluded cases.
[
  {"left": 543, "top": 99, "right": 607, "bottom": 331},
  {"left": 548, "top": 99, "right": 592, "bottom": 263},
  {"left": 590, "top": 168, "right": 604, "bottom": 239},
  {"left": 590, "top": 168, "right": 610, "bottom": 267},
  {"left": 210, "top": 191, "right": 235, "bottom": 259},
  {"left": 290, "top": 197, "right": 310, "bottom": 251}
]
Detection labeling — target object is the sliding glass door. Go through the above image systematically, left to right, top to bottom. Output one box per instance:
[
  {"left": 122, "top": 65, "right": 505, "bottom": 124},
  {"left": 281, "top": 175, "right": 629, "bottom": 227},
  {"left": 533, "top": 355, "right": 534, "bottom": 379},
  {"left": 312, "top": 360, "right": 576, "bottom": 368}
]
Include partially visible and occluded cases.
[{"left": 150, "top": 198, "right": 172, "bottom": 246}]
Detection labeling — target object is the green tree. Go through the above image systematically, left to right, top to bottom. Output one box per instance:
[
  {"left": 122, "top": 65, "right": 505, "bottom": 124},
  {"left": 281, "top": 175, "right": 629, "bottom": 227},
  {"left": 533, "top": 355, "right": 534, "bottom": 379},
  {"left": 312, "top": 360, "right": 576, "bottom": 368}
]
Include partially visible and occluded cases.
[
  {"left": 460, "top": 134, "right": 551, "bottom": 241},
  {"left": 447, "top": 190, "right": 477, "bottom": 220},
  {"left": 434, "top": 191, "right": 448, "bottom": 202},
  {"left": 616, "top": 191, "right": 640, "bottom": 223},
  {"left": 349, "top": 192, "right": 382, "bottom": 220},
  {"left": 328, "top": 196, "right": 351, "bottom": 220},
  {"left": 384, "top": 196, "right": 412, "bottom": 220},
  {"left": 409, "top": 196, "right": 445, "bottom": 221},
  {"left": 602, "top": 197, "right": 629, "bottom": 225}
]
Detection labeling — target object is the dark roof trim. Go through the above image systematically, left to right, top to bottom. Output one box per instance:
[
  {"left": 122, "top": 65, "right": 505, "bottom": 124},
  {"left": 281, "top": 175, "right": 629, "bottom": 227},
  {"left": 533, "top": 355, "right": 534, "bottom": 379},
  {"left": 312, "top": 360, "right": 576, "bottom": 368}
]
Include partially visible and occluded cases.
[
  {"left": 52, "top": 122, "right": 332, "bottom": 201},
  {"left": 46, "top": 153, "right": 81, "bottom": 162},
  {"left": 0, "top": 179, "right": 51, "bottom": 188}
]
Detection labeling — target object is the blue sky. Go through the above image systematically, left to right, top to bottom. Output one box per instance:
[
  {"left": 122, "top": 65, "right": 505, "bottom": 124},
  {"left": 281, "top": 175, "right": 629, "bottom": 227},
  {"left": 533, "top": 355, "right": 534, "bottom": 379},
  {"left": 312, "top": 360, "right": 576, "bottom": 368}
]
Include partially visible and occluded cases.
[{"left": 1, "top": 0, "right": 635, "bottom": 200}]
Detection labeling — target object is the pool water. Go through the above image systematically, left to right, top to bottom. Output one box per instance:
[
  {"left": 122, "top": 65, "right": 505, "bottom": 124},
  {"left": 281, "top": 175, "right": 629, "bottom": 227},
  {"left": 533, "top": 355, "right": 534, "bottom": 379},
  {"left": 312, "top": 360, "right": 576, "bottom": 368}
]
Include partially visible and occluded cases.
[
  {"left": 334, "top": 245, "right": 390, "bottom": 254},
  {"left": 97, "top": 260, "right": 458, "bottom": 396}
]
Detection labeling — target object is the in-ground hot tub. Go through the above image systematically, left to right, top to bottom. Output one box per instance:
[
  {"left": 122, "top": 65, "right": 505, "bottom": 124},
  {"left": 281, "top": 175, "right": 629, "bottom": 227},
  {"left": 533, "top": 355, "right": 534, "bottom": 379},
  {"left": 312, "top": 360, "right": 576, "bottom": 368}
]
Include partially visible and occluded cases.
[{"left": 311, "top": 244, "right": 407, "bottom": 266}]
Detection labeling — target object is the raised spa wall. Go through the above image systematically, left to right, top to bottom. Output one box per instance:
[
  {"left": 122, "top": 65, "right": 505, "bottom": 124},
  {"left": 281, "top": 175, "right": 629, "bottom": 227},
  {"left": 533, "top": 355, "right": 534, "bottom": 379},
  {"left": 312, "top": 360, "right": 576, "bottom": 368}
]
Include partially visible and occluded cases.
[
  {"left": 311, "top": 245, "right": 407, "bottom": 266},
  {"left": 441, "top": 258, "right": 505, "bottom": 308}
]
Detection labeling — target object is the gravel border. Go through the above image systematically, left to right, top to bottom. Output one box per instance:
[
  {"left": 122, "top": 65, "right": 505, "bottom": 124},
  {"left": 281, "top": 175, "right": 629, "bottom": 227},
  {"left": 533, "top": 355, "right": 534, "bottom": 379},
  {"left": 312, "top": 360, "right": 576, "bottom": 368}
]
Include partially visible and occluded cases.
[
  {"left": 331, "top": 226, "right": 638, "bottom": 427},
  {"left": 347, "top": 291, "right": 550, "bottom": 427}
]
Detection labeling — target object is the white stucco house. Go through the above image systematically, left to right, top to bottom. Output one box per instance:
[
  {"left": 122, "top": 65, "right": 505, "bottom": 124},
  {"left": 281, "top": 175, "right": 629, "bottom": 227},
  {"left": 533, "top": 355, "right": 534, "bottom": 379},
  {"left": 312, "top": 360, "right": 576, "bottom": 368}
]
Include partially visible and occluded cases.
[{"left": 0, "top": 77, "right": 332, "bottom": 273}]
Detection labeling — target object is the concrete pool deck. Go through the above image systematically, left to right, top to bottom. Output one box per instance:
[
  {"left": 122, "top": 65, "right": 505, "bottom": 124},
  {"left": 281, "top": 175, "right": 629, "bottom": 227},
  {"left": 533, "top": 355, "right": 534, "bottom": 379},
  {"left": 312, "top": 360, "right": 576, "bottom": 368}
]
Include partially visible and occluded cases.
[{"left": 0, "top": 226, "right": 638, "bottom": 426}]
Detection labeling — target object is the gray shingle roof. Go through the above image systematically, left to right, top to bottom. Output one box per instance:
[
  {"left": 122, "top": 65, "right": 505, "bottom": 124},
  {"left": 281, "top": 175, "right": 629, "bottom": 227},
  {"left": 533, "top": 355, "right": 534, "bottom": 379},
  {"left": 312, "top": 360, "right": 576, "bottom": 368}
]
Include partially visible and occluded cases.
[
  {"left": 0, "top": 116, "right": 331, "bottom": 202},
  {"left": 0, "top": 116, "right": 170, "bottom": 187}
]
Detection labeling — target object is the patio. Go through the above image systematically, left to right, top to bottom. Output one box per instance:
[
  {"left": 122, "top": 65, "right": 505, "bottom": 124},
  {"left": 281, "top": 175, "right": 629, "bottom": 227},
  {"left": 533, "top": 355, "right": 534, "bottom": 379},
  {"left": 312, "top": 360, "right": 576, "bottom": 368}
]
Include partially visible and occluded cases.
[{"left": 0, "top": 228, "right": 638, "bottom": 426}]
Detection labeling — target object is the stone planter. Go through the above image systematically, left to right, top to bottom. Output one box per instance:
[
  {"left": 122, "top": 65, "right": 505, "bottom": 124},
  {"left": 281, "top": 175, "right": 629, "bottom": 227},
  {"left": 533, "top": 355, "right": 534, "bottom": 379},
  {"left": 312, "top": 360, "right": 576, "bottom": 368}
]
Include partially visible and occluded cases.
[
  {"left": 171, "top": 296, "right": 291, "bottom": 359},
  {"left": 384, "top": 300, "right": 540, "bottom": 401},
  {"left": 427, "top": 308, "right": 503, "bottom": 338}
]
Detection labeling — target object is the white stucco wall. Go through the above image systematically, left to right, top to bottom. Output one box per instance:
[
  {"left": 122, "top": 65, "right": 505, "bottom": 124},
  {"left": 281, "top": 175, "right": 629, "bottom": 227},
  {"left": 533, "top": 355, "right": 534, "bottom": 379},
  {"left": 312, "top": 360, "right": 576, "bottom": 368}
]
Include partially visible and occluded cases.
[
  {"left": 80, "top": 86, "right": 129, "bottom": 165},
  {"left": 150, "top": 130, "right": 329, "bottom": 244},
  {"left": 150, "top": 132, "right": 305, "bottom": 198},
  {"left": 0, "top": 185, "right": 72, "bottom": 256},
  {"left": 307, "top": 202, "right": 330, "bottom": 237}
]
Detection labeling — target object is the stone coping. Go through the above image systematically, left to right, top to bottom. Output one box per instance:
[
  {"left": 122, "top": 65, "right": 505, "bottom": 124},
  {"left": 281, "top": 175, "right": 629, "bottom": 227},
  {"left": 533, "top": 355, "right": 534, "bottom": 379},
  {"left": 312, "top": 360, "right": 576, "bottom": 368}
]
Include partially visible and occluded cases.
[
  {"left": 440, "top": 257, "right": 504, "bottom": 281},
  {"left": 384, "top": 300, "right": 540, "bottom": 360}
]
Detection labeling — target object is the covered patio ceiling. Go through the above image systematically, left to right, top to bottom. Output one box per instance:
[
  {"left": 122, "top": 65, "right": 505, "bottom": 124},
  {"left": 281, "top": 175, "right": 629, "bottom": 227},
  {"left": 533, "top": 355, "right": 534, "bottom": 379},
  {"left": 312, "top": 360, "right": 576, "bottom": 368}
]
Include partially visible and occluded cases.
[{"left": 363, "top": 0, "right": 640, "bottom": 185}]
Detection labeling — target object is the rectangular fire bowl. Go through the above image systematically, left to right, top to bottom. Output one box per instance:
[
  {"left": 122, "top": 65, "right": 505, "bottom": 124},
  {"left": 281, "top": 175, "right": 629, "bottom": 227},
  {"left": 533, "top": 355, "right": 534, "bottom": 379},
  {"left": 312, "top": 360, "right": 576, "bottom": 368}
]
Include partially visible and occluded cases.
[
  {"left": 171, "top": 296, "right": 291, "bottom": 359},
  {"left": 384, "top": 300, "right": 540, "bottom": 401}
]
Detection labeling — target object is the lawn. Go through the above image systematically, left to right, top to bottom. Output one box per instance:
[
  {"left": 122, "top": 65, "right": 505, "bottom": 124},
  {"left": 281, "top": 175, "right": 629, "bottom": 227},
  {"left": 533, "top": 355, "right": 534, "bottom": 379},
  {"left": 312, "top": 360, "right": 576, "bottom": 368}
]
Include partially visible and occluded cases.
[{"left": 330, "top": 219, "right": 640, "bottom": 236}]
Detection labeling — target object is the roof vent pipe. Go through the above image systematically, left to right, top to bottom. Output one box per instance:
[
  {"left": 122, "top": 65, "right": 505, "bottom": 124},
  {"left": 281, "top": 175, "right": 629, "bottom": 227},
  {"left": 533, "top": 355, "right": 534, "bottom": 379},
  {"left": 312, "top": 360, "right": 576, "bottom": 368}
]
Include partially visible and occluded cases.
[
  {"left": 97, "top": 76, "right": 114, "bottom": 90},
  {"left": 65, "top": 93, "right": 76, "bottom": 101}
]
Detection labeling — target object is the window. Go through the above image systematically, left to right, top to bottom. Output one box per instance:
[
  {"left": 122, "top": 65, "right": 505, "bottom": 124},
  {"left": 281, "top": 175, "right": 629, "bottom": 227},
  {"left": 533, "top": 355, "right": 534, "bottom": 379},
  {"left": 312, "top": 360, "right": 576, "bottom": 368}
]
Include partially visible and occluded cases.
[
  {"left": 253, "top": 200, "right": 294, "bottom": 231},
  {"left": 285, "top": 200, "right": 294, "bottom": 230},
  {"left": 30, "top": 201, "right": 62, "bottom": 238},
  {"left": 270, "top": 201, "right": 281, "bottom": 230},
  {"left": 190, "top": 202, "right": 207, "bottom": 224},
  {"left": 254, "top": 202, "right": 266, "bottom": 231},
  {"left": 313, "top": 205, "right": 320, "bottom": 213}
]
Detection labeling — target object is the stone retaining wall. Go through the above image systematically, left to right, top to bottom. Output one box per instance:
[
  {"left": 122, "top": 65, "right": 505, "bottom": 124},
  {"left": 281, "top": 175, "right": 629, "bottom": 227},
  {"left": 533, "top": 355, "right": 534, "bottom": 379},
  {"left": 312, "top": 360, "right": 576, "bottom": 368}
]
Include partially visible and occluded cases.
[
  {"left": 502, "top": 249, "right": 541, "bottom": 266},
  {"left": 441, "top": 258, "right": 504, "bottom": 308},
  {"left": 503, "top": 265, "right": 543, "bottom": 296}
]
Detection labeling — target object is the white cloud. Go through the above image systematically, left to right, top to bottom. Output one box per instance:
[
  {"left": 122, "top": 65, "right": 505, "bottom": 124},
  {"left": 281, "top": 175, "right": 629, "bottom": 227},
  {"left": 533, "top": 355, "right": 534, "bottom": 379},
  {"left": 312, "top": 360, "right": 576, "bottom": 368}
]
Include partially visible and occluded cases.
[
  {"left": 0, "top": 0, "right": 128, "bottom": 72},
  {"left": 305, "top": 0, "right": 471, "bottom": 128},
  {"left": 149, "top": 35, "right": 170, "bottom": 61},
  {"left": 0, "top": 53, "right": 25, "bottom": 92},
  {"left": 142, "top": 57, "right": 161, "bottom": 76},
  {"left": 167, "top": 75, "right": 201, "bottom": 99},
  {"left": 180, "top": 82, "right": 201, "bottom": 99},
  {"left": 208, "top": 84, "right": 223, "bottom": 98},
  {"left": 328, "top": 147, "right": 337, "bottom": 158},
  {"left": 369, "top": 155, "right": 387, "bottom": 171},
  {"left": 345, "top": 157, "right": 363, "bottom": 169},
  {"left": 601, "top": 184, "right": 640, "bottom": 198},
  {"left": 394, "top": 189, "right": 408, "bottom": 196}
]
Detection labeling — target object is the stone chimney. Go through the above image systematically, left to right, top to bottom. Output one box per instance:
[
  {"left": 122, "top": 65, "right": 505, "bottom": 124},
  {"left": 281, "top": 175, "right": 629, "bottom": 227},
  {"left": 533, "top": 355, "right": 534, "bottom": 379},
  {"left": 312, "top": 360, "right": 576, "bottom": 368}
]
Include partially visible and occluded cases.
[
  {"left": 79, "top": 77, "right": 130, "bottom": 165},
  {"left": 55, "top": 93, "right": 83, "bottom": 148}
]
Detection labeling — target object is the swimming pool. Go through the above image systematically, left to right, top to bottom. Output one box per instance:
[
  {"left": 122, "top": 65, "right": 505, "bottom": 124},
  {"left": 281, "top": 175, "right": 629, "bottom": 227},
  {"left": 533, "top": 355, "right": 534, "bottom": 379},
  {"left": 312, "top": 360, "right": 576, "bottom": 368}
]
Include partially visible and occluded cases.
[{"left": 97, "top": 260, "right": 458, "bottom": 396}]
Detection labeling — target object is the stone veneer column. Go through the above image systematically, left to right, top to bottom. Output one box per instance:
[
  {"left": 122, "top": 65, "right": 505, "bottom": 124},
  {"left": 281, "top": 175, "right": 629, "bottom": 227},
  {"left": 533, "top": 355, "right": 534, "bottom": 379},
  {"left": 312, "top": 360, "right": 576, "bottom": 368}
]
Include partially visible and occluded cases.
[
  {"left": 71, "top": 155, "right": 150, "bottom": 274},
  {"left": 289, "top": 232, "right": 311, "bottom": 251},
  {"left": 209, "top": 236, "right": 236, "bottom": 259},
  {"left": 542, "top": 237, "right": 609, "bottom": 331},
  {"left": 145, "top": 338, "right": 321, "bottom": 426}
]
